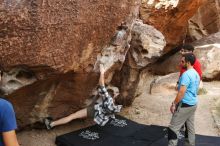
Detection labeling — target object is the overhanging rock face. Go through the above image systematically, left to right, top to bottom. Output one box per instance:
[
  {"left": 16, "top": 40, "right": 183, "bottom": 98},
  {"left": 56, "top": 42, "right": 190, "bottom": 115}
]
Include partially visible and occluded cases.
[
  {"left": 0, "top": 0, "right": 137, "bottom": 72},
  {"left": 1, "top": 0, "right": 141, "bottom": 128}
]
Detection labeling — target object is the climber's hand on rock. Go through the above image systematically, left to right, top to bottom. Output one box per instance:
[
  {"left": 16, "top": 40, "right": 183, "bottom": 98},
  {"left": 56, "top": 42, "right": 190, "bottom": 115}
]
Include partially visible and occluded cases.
[{"left": 100, "top": 64, "right": 105, "bottom": 74}]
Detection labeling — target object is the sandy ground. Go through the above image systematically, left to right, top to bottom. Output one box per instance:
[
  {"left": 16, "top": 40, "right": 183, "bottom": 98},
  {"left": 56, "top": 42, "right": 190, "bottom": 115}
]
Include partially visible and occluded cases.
[{"left": 17, "top": 81, "right": 220, "bottom": 146}]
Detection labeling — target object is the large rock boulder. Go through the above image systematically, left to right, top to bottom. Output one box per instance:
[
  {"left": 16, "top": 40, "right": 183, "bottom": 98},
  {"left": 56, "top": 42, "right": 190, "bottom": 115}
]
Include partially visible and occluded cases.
[
  {"left": 0, "top": 0, "right": 141, "bottom": 128},
  {"left": 187, "top": 0, "right": 220, "bottom": 41},
  {"left": 2, "top": 18, "right": 166, "bottom": 128},
  {"left": 129, "top": 20, "right": 165, "bottom": 67}
]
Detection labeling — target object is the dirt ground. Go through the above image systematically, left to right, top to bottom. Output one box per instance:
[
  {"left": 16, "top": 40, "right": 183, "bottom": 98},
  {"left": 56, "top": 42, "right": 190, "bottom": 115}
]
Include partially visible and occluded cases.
[{"left": 17, "top": 81, "right": 220, "bottom": 146}]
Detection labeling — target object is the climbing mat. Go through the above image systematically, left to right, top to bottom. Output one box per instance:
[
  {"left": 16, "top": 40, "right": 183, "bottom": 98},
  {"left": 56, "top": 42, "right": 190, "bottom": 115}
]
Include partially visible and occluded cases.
[{"left": 56, "top": 115, "right": 220, "bottom": 146}]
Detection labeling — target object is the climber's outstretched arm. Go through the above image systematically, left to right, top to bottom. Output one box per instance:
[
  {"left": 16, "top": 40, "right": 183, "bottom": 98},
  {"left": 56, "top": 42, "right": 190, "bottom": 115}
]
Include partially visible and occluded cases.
[{"left": 99, "top": 64, "right": 105, "bottom": 86}]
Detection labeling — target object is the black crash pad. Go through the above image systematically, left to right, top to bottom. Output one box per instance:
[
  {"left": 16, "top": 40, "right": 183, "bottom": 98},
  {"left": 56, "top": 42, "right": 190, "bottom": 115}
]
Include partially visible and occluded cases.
[{"left": 56, "top": 115, "right": 220, "bottom": 146}]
